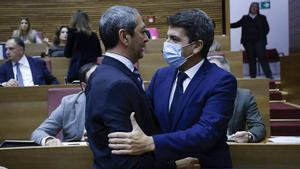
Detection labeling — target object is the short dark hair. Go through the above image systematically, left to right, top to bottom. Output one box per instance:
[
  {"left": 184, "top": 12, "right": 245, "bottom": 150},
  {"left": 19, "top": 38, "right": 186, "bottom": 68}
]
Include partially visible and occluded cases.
[
  {"left": 99, "top": 6, "right": 139, "bottom": 50},
  {"left": 167, "top": 9, "right": 214, "bottom": 58},
  {"left": 10, "top": 37, "right": 25, "bottom": 50},
  {"left": 78, "top": 63, "right": 97, "bottom": 83}
]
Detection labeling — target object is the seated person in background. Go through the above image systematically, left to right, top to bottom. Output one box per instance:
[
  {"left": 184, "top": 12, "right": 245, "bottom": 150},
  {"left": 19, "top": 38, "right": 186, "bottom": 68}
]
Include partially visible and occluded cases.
[
  {"left": 12, "top": 18, "right": 43, "bottom": 44},
  {"left": 209, "top": 20, "right": 221, "bottom": 52},
  {"left": 48, "top": 26, "right": 68, "bottom": 57},
  {"left": 0, "top": 38, "right": 59, "bottom": 87},
  {"left": 208, "top": 55, "right": 266, "bottom": 143},
  {"left": 31, "top": 63, "right": 97, "bottom": 146}
]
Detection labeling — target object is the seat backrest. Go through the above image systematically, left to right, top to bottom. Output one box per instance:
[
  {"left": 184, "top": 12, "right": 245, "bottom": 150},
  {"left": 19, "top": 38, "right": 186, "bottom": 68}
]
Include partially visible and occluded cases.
[{"left": 48, "top": 88, "right": 81, "bottom": 113}]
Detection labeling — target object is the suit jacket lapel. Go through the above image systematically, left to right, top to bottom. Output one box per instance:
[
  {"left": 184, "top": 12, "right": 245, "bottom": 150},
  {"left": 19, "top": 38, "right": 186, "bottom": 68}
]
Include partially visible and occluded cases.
[
  {"left": 27, "top": 56, "right": 37, "bottom": 84},
  {"left": 102, "top": 56, "right": 144, "bottom": 92},
  {"left": 172, "top": 59, "right": 211, "bottom": 130},
  {"left": 7, "top": 61, "right": 14, "bottom": 79},
  {"left": 161, "top": 68, "right": 177, "bottom": 132}
]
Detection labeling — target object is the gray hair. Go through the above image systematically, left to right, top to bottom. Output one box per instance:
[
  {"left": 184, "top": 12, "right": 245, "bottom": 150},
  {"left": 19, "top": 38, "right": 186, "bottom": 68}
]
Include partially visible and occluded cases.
[
  {"left": 99, "top": 6, "right": 140, "bottom": 50},
  {"left": 207, "top": 55, "right": 231, "bottom": 72}
]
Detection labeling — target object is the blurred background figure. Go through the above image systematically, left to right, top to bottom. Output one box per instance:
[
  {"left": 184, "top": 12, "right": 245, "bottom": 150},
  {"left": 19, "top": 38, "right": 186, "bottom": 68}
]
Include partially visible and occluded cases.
[
  {"left": 231, "top": 2, "right": 272, "bottom": 79},
  {"left": 64, "top": 10, "right": 102, "bottom": 83},
  {"left": 12, "top": 18, "right": 43, "bottom": 44},
  {"left": 209, "top": 20, "right": 221, "bottom": 52},
  {"left": 48, "top": 26, "right": 69, "bottom": 57},
  {"left": 208, "top": 55, "right": 266, "bottom": 143},
  {"left": 31, "top": 63, "right": 97, "bottom": 146}
]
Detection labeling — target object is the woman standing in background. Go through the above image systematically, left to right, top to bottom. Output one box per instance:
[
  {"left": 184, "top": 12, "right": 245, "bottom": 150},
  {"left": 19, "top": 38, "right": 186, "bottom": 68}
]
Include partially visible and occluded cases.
[
  {"left": 231, "top": 2, "right": 272, "bottom": 79},
  {"left": 64, "top": 10, "right": 102, "bottom": 83},
  {"left": 12, "top": 18, "right": 43, "bottom": 44}
]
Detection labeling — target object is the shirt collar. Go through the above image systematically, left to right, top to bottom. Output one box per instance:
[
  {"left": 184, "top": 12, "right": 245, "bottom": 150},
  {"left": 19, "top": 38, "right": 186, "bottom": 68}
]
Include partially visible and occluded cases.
[
  {"left": 105, "top": 52, "right": 135, "bottom": 72},
  {"left": 13, "top": 54, "right": 29, "bottom": 67},
  {"left": 182, "top": 59, "right": 204, "bottom": 80}
]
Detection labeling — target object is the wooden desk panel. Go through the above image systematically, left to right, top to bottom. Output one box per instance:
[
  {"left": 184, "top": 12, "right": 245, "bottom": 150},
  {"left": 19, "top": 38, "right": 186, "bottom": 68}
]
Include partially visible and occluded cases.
[
  {"left": 0, "top": 85, "right": 79, "bottom": 141},
  {"left": 0, "top": 144, "right": 299, "bottom": 169}
]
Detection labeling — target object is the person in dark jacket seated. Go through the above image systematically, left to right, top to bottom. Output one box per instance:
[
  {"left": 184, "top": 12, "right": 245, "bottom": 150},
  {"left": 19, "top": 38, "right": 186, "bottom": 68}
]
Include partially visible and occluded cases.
[{"left": 0, "top": 37, "right": 59, "bottom": 87}]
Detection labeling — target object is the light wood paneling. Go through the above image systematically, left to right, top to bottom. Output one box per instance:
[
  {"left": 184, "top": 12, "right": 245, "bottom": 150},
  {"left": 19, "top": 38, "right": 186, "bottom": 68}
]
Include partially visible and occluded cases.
[
  {"left": 0, "top": 0, "right": 224, "bottom": 42},
  {"left": 280, "top": 54, "right": 300, "bottom": 105},
  {"left": 0, "top": 85, "right": 79, "bottom": 141}
]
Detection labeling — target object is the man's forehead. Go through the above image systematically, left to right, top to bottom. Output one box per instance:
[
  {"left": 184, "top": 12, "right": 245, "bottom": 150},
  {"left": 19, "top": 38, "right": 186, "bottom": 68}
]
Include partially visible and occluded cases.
[
  {"left": 167, "top": 26, "right": 187, "bottom": 38},
  {"left": 5, "top": 39, "right": 16, "bottom": 47}
]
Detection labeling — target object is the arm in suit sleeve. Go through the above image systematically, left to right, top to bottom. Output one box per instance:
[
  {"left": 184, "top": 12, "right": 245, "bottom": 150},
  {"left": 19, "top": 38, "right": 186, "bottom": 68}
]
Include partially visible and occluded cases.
[
  {"left": 263, "top": 15, "right": 270, "bottom": 35},
  {"left": 230, "top": 16, "right": 244, "bottom": 28},
  {"left": 64, "top": 28, "right": 75, "bottom": 58},
  {"left": 40, "top": 59, "right": 59, "bottom": 84},
  {"left": 0, "top": 64, "right": 8, "bottom": 83},
  {"left": 152, "top": 75, "right": 237, "bottom": 161},
  {"left": 92, "top": 81, "right": 158, "bottom": 169},
  {"left": 245, "top": 91, "right": 266, "bottom": 142},
  {"left": 31, "top": 96, "right": 66, "bottom": 144}
]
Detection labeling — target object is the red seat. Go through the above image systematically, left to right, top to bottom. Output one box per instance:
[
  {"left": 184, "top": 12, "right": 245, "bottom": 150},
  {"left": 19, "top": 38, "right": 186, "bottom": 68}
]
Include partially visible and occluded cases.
[
  {"left": 47, "top": 87, "right": 81, "bottom": 139},
  {"left": 48, "top": 88, "right": 81, "bottom": 114}
]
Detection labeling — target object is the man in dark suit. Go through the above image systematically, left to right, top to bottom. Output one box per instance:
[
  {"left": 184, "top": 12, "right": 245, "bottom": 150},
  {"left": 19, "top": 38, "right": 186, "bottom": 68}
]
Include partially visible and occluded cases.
[
  {"left": 231, "top": 2, "right": 272, "bottom": 79},
  {"left": 85, "top": 6, "right": 163, "bottom": 169},
  {"left": 108, "top": 9, "right": 237, "bottom": 168},
  {"left": 0, "top": 37, "right": 59, "bottom": 87},
  {"left": 207, "top": 55, "right": 266, "bottom": 143}
]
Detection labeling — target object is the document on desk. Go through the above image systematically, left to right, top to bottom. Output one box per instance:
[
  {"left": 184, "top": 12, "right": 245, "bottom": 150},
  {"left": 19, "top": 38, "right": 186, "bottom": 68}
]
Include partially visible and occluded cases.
[
  {"left": 268, "top": 136, "right": 300, "bottom": 144},
  {"left": 61, "top": 142, "right": 88, "bottom": 146}
]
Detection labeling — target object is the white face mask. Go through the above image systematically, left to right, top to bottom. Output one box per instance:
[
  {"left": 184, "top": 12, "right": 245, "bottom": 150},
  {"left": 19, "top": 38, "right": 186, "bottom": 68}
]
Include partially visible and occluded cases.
[{"left": 162, "top": 41, "right": 193, "bottom": 68}]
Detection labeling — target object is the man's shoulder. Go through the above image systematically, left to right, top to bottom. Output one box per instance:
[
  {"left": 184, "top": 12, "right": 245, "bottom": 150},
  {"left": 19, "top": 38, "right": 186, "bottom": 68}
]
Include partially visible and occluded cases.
[
  {"left": 0, "top": 60, "right": 12, "bottom": 70},
  {"left": 61, "top": 92, "right": 84, "bottom": 104}
]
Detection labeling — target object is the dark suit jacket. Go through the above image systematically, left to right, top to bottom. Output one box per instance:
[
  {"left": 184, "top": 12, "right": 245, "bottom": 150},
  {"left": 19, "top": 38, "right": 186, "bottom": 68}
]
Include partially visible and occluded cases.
[
  {"left": 231, "top": 14, "right": 269, "bottom": 45},
  {"left": 64, "top": 28, "right": 102, "bottom": 82},
  {"left": 0, "top": 56, "right": 59, "bottom": 85},
  {"left": 85, "top": 56, "right": 162, "bottom": 169},
  {"left": 147, "top": 59, "right": 237, "bottom": 168},
  {"left": 228, "top": 88, "right": 266, "bottom": 142}
]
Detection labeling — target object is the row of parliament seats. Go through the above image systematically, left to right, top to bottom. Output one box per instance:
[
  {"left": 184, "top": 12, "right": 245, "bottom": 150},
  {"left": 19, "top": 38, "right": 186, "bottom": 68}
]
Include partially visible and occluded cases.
[{"left": 0, "top": 78, "right": 270, "bottom": 142}]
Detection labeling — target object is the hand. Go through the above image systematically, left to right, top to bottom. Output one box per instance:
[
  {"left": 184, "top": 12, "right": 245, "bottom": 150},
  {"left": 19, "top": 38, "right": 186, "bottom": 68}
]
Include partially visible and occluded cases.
[
  {"left": 2, "top": 79, "right": 19, "bottom": 87},
  {"left": 108, "top": 112, "right": 155, "bottom": 155},
  {"left": 230, "top": 131, "right": 249, "bottom": 143},
  {"left": 45, "top": 138, "right": 62, "bottom": 146},
  {"left": 176, "top": 157, "right": 201, "bottom": 169}
]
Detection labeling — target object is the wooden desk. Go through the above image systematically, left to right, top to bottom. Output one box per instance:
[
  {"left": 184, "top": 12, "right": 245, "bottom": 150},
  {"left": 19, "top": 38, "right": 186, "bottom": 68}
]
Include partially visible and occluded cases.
[
  {"left": 0, "top": 85, "right": 79, "bottom": 141},
  {"left": 0, "top": 143, "right": 299, "bottom": 169}
]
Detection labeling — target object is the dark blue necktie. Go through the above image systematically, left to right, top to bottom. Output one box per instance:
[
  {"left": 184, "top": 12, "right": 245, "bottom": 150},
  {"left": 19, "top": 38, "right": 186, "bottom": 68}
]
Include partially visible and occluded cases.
[
  {"left": 15, "top": 62, "right": 24, "bottom": 86},
  {"left": 133, "top": 68, "right": 144, "bottom": 89},
  {"left": 169, "top": 72, "right": 188, "bottom": 121}
]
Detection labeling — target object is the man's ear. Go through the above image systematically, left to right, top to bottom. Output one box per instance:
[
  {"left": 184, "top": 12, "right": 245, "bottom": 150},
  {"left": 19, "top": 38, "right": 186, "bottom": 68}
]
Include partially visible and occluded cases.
[
  {"left": 119, "top": 29, "right": 128, "bottom": 46},
  {"left": 192, "top": 40, "right": 204, "bottom": 54},
  {"left": 80, "top": 82, "right": 87, "bottom": 91}
]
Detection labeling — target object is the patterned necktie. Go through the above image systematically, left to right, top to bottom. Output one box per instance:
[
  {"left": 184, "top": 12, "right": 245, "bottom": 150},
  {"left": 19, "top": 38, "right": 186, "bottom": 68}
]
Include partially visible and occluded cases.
[
  {"left": 15, "top": 62, "right": 24, "bottom": 86},
  {"left": 133, "top": 68, "right": 144, "bottom": 89},
  {"left": 169, "top": 72, "right": 188, "bottom": 121}
]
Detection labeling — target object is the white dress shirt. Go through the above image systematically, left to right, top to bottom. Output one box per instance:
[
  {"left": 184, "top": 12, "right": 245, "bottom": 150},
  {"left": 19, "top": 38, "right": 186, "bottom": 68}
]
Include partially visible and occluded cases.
[
  {"left": 105, "top": 52, "right": 135, "bottom": 72},
  {"left": 12, "top": 55, "right": 34, "bottom": 86},
  {"left": 168, "top": 59, "right": 204, "bottom": 110}
]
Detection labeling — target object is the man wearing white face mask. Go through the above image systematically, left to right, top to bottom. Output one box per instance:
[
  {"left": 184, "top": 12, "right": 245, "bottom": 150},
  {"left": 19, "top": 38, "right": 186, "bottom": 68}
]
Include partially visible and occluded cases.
[{"left": 108, "top": 9, "right": 237, "bottom": 168}]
